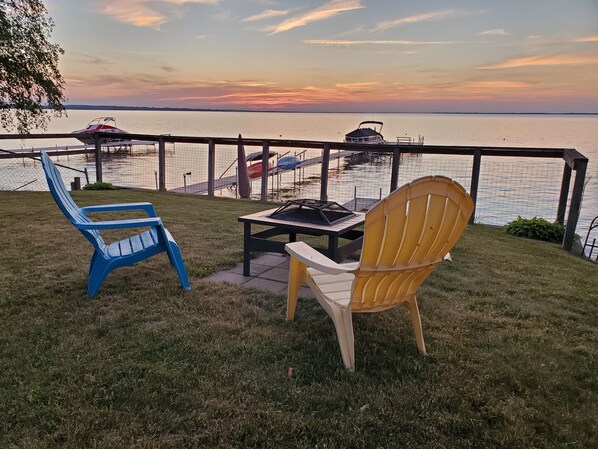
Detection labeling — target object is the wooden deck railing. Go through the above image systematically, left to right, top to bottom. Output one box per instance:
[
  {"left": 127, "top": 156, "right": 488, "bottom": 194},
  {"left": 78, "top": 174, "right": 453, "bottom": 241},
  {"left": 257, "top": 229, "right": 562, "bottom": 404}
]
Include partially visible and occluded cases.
[{"left": 0, "top": 132, "right": 589, "bottom": 251}]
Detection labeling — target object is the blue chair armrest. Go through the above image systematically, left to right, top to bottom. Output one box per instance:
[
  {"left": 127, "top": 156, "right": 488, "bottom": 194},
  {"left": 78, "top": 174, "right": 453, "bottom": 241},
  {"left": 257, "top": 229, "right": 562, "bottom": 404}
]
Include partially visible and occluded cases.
[
  {"left": 80, "top": 202, "right": 157, "bottom": 217},
  {"left": 75, "top": 217, "right": 163, "bottom": 230}
]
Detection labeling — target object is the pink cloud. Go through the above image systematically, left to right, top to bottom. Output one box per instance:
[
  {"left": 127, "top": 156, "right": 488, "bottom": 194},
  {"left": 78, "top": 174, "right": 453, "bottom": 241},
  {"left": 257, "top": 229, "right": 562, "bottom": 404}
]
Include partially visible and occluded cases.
[{"left": 263, "top": 0, "right": 364, "bottom": 35}]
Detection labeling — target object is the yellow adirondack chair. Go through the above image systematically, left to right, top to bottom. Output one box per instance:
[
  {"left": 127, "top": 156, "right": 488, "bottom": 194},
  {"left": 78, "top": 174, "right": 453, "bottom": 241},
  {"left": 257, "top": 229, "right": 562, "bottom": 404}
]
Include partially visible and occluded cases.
[{"left": 285, "top": 176, "right": 474, "bottom": 370}]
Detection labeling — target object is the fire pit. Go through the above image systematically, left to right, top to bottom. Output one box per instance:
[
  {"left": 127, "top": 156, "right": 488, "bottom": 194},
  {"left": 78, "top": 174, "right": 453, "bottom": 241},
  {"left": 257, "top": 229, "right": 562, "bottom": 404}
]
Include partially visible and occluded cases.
[{"left": 269, "top": 199, "right": 356, "bottom": 226}]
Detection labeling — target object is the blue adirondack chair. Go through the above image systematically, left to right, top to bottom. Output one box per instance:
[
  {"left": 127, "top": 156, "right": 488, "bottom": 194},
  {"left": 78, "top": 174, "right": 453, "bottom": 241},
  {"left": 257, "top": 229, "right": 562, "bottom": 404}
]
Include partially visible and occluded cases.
[{"left": 40, "top": 151, "right": 191, "bottom": 296}]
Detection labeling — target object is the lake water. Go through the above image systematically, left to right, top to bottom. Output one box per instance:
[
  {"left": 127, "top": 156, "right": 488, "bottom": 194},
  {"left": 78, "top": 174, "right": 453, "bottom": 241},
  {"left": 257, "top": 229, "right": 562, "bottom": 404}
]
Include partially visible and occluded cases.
[{"left": 2, "top": 110, "right": 597, "bottom": 246}]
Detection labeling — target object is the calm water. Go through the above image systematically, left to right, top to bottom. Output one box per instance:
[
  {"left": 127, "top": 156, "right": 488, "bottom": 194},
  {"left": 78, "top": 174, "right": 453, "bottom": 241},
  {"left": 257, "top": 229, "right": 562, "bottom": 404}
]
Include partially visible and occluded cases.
[{"left": 3, "top": 110, "right": 597, "bottom": 241}]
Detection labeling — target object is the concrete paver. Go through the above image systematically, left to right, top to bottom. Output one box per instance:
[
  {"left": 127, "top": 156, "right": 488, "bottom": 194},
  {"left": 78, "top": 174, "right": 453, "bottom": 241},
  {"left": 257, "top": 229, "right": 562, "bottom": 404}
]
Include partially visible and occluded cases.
[{"left": 204, "top": 252, "right": 314, "bottom": 298}]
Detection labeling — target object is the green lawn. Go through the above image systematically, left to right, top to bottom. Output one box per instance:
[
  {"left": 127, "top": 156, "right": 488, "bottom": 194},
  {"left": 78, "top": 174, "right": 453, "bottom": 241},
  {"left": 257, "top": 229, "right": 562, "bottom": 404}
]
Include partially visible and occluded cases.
[{"left": 1, "top": 190, "right": 596, "bottom": 449}]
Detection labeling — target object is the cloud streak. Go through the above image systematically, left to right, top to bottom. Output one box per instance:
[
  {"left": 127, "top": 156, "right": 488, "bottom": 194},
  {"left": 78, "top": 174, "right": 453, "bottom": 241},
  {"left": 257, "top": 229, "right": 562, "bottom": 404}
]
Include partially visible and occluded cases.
[
  {"left": 95, "top": 0, "right": 218, "bottom": 28},
  {"left": 263, "top": 0, "right": 364, "bottom": 35},
  {"left": 241, "top": 9, "right": 288, "bottom": 22},
  {"left": 374, "top": 9, "right": 481, "bottom": 32},
  {"left": 478, "top": 28, "right": 508, "bottom": 36},
  {"left": 575, "top": 35, "right": 598, "bottom": 42},
  {"left": 304, "top": 39, "right": 474, "bottom": 46},
  {"left": 480, "top": 54, "right": 598, "bottom": 69},
  {"left": 336, "top": 81, "right": 378, "bottom": 88},
  {"left": 465, "top": 81, "right": 531, "bottom": 89}
]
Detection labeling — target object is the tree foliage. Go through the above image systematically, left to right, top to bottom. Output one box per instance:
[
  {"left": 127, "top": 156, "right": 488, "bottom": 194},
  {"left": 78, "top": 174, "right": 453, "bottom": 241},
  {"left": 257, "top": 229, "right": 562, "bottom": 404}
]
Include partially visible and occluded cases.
[{"left": 0, "top": 0, "right": 65, "bottom": 133}]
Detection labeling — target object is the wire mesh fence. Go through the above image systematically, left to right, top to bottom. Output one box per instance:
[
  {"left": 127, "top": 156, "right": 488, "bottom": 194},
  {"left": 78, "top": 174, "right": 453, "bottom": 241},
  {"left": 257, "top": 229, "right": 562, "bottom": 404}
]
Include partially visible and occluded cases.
[
  {"left": 0, "top": 137, "right": 586, "bottom": 244},
  {"left": 0, "top": 152, "right": 91, "bottom": 191},
  {"left": 288, "top": 152, "right": 564, "bottom": 227},
  {"left": 476, "top": 157, "right": 566, "bottom": 225}
]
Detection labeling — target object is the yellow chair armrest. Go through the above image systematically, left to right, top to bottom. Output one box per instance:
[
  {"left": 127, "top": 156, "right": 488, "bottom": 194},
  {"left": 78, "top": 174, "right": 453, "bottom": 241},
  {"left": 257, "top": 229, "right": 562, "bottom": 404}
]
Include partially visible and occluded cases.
[{"left": 285, "top": 241, "right": 356, "bottom": 275}]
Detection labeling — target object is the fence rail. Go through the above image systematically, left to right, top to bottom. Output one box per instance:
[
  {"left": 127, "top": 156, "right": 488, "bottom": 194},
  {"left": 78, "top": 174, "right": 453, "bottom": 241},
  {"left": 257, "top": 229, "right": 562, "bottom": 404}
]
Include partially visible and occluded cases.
[{"left": 0, "top": 132, "right": 589, "bottom": 252}]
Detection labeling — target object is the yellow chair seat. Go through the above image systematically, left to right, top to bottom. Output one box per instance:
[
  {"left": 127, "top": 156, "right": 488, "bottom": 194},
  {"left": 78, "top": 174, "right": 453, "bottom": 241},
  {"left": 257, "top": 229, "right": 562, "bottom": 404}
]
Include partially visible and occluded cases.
[{"left": 306, "top": 268, "right": 354, "bottom": 307}]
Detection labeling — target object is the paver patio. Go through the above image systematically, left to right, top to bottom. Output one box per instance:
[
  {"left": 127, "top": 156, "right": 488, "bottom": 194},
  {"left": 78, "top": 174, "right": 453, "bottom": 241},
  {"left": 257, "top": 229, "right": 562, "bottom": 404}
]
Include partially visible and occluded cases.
[{"left": 205, "top": 252, "right": 314, "bottom": 297}]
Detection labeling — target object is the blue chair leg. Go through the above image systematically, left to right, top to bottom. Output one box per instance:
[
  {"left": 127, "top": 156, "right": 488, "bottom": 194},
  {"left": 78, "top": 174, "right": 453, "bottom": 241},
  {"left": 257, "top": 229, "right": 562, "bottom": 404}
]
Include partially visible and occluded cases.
[
  {"left": 167, "top": 241, "right": 191, "bottom": 290},
  {"left": 88, "top": 252, "right": 112, "bottom": 297}
]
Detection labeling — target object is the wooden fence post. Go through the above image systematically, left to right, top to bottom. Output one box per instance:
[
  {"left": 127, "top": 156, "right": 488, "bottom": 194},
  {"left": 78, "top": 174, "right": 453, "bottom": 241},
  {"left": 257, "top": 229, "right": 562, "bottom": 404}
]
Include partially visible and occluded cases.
[
  {"left": 94, "top": 135, "right": 102, "bottom": 183},
  {"left": 158, "top": 137, "right": 166, "bottom": 192},
  {"left": 208, "top": 138, "right": 215, "bottom": 197},
  {"left": 260, "top": 141, "right": 269, "bottom": 203},
  {"left": 320, "top": 143, "right": 330, "bottom": 202},
  {"left": 390, "top": 147, "right": 401, "bottom": 191},
  {"left": 469, "top": 149, "right": 482, "bottom": 224},
  {"left": 563, "top": 158, "right": 587, "bottom": 250},
  {"left": 556, "top": 163, "right": 572, "bottom": 224}
]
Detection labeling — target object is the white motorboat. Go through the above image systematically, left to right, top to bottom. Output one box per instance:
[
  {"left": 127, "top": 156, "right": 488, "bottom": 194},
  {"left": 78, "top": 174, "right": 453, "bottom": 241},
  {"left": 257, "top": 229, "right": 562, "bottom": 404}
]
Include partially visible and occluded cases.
[
  {"left": 344, "top": 121, "right": 385, "bottom": 144},
  {"left": 344, "top": 121, "right": 425, "bottom": 145}
]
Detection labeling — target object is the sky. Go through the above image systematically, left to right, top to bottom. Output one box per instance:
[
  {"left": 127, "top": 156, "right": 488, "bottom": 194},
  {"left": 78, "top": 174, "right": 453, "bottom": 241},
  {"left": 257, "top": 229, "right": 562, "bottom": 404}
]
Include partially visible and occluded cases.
[{"left": 46, "top": 0, "right": 598, "bottom": 113}]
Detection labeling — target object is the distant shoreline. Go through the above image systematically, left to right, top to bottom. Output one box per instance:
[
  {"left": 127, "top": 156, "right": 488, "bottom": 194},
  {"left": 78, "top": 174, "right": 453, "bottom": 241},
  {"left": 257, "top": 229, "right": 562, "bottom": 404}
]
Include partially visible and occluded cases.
[{"left": 61, "top": 105, "right": 598, "bottom": 116}]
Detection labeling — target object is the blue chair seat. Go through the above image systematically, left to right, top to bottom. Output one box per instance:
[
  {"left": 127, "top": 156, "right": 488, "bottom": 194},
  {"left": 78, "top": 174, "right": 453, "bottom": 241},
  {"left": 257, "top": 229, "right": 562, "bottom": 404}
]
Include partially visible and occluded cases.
[{"left": 105, "top": 228, "right": 160, "bottom": 258}]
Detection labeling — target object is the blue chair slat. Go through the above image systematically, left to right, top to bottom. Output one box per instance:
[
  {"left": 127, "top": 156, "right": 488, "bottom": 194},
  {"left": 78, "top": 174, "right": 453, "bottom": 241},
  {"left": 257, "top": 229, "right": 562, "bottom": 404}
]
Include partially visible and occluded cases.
[
  {"left": 40, "top": 151, "right": 191, "bottom": 296},
  {"left": 140, "top": 229, "right": 158, "bottom": 248},
  {"left": 129, "top": 234, "right": 144, "bottom": 253},
  {"left": 119, "top": 240, "right": 133, "bottom": 257}
]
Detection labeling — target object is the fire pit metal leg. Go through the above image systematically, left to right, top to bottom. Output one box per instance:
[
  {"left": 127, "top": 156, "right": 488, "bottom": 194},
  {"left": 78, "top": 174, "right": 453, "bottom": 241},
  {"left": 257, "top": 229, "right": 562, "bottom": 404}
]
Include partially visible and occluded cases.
[
  {"left": 243, "top": 222, "right": 251, "bottom": 276},
  {"left": 328, "top": 235, "right": 339, "bottom": 261}
]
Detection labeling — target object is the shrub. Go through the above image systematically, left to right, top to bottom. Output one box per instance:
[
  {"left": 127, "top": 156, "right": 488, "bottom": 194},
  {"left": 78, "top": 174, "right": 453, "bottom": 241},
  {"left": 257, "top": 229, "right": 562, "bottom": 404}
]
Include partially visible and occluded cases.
[
  {"left": 83, "top": 182, "right": 119, "bottom": 191},
  {"left": 504, "top": 216, "right": 565, "bottom": 243}
]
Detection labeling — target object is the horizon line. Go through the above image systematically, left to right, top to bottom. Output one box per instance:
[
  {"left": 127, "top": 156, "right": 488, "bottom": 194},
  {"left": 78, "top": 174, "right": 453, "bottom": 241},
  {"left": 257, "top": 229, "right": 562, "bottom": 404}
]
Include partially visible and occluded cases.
[{"left": 58, "top": 104, "right": 598, "bottom": 116}]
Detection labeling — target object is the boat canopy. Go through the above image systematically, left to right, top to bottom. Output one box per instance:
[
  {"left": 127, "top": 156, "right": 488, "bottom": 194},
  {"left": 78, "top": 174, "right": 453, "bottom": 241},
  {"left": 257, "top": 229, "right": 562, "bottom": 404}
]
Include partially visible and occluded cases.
[{"left": 245, "top": 150, "right": 277, "bottom": 162}]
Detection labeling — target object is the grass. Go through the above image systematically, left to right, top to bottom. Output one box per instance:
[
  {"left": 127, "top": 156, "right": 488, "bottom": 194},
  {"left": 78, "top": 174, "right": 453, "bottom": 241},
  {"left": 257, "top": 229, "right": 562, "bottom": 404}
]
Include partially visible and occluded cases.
[{"left": 0, "top": 190, "right": 597, "bottom": 449}]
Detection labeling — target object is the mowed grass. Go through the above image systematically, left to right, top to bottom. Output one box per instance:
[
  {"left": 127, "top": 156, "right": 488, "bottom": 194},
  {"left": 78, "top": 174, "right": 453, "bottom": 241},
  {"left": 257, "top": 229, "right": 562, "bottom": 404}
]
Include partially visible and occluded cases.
[{"left": 0, "top": 190, "right": 597, "bottom": 449}]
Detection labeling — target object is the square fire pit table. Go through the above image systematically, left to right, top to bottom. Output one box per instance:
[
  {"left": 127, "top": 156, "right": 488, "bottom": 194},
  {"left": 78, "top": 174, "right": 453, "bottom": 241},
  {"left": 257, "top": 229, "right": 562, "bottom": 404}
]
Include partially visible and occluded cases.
[{"left": 238, "top": 208, "right": 365, "bottom": 276}]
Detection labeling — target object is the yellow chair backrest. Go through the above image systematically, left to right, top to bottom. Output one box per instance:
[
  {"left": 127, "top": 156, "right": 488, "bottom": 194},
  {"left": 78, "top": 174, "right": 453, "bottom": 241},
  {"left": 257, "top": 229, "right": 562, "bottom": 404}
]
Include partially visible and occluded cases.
[{"left": 351, "top": 176, "right": 474, "bottom": 312}]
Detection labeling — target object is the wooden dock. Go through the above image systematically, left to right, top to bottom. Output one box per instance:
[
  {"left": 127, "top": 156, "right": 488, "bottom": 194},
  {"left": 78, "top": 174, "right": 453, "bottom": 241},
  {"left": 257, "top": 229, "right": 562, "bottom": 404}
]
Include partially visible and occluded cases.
[
  {"left": 1, "top": 140, "right": 156, "bottom": 156},
  {"left": 171, "top": 149, "right": 357, "bottom": 194}
]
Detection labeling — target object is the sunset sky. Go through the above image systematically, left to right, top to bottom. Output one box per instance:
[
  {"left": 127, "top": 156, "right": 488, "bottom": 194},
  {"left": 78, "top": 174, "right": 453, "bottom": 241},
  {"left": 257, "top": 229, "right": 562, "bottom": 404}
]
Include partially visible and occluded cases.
[{"left": 47, "top": 0, "right": 598, "bottom": 113}]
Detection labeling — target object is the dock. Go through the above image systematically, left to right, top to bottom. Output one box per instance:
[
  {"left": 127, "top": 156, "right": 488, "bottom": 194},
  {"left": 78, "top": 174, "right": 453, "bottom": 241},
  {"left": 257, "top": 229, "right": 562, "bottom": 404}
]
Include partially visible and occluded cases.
[
  {"left": 1, "top": 140, "right": 156, "bottom": 156},
  {"left": 172, "top": 149, "right": 357, "bottom": 194}
]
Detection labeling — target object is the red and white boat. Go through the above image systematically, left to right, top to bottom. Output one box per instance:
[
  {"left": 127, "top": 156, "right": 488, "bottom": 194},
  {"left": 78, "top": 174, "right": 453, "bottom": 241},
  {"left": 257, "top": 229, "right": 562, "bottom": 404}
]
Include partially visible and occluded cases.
[
  {"left": 71, "top": 117, "right": 129, "bottom": 144},
  {"left": 246, "top": 150, "right": 276, "bottom": 178}
]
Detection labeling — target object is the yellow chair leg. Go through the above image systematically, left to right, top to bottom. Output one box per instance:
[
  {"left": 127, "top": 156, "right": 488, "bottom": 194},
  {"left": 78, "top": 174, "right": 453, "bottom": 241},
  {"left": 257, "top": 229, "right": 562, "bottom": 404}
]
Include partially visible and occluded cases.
[
  {"left": 287, "top": 257, "right": 306, "bottom": 321},
  {"left": 407, "top": 297, "right": 427, "bottom": 355},
  {"left": 330, "top": 307, "right": 356, "bottom": 371}
]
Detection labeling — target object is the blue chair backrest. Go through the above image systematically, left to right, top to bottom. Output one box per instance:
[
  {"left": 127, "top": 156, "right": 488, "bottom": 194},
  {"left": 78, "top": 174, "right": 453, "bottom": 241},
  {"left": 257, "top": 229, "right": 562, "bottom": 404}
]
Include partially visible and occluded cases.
[{"left": 40, "top": 152, "right": 105, "bottom": 249}]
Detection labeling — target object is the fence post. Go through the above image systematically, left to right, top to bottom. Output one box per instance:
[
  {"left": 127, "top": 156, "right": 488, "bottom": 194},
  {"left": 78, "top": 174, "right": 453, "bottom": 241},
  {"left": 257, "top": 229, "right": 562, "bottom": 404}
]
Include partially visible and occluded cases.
[
  {"left": 94, "top": 135, "right": 102, "bottom": 183},
  {"left": 158, "top": 137, "right": 166, "bottom": 192},
  {"left": 207, "top": 138, "right": 215, "bottom": 196},
  {"left": 260, "top": 141, "right": 269, "bottom": 203},
  {"left": 320, "top": 143, "right": 330, "bottom": 202},
  {"left": 390, "top": 147, "right": 401, "bottom": 191},
  {"left": 469, "top": 149, "right": 482, "bottom": 224},
  {"left": 563, "top": 158, "right": 588, "bottom": 251},
  {"left": 556, "top": 163, "right": 572, "bottom": 224}
]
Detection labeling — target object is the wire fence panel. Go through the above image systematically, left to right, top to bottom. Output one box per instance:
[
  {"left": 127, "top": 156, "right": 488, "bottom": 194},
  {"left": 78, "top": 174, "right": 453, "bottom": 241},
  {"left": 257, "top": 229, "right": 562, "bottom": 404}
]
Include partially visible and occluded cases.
[
  {"left": 0, "top": 136, "right": 587, "bottom": 247},
  {"left": 164, "top": 143, "right": 203, "bottom": 192},
  {"left": 98, "top": 146, "right": 159, "bottom": 190},
  {"left": 0, "top": 153, "right": 92, "bottom": 191},
  {"left": 0, "top": 157, "right": 46, "bottom": 191},
  {"left": 476, "top": 157, "right": 565, "bottom": 226}
]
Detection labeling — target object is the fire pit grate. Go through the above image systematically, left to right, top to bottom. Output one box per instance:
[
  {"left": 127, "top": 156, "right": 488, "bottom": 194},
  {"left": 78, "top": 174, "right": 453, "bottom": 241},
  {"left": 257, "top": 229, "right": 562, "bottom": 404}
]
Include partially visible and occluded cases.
[{"left": 269, "top": 199, "right": 356, "bottom": 226}]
